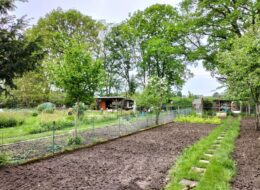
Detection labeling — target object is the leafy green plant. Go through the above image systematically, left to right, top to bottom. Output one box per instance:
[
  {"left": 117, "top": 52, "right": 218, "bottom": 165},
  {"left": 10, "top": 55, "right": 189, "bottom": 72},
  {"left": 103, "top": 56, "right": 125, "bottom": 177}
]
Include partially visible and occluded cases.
[
  {"left": 73, "top": 102, "right": 87, "bottom": 116},
  {"left": 31, "top": 112, "right": 38, "bottom": 117},
  {"left": 0, "top": 115, "right": 24, "bottom": 128},
  {"left": 175, "top": 115, "right": 221, "bottom": 124},
  {"left": 30, "top": 120, "right": 74, "bottom": 134},
  {"left": 68, "top": 136, "right": 84, "bottom": 146}
]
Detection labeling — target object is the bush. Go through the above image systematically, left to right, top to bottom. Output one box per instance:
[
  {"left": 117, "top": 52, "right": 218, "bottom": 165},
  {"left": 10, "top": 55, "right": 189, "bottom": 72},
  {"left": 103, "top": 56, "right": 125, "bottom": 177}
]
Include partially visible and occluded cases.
[
  {"left": 37, "top": 102, "right": 56, "bottom": 113},
  {"left": 73, "top": 102, "right": 87, "bottom": 116},
  {"left": 31, "top": 112, "right": 38, "bottom": 117},
  {"left": 175, "top": 115, "right": 221, "bottom": 124},
  {"left": 0, "top": 118, "right": 17, "bottom": 128},
  {"left": 30, "top": 120, "right": 74, "bottom": 134},
  {"left": 68, "top": 136, "right": 84, "bottom": 146},
  {"left": 0, "top": 152, "right": 10, "bottom": 167}
]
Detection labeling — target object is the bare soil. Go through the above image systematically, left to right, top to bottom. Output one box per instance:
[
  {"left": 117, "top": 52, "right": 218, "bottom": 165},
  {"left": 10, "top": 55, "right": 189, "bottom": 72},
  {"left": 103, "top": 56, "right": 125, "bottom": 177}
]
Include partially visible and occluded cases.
[
  {"left": 232, "top": 118, "right": 260, "bottom": 190},
  {"left": 0, "top": 122, "right": 214, "bottom": 190}
]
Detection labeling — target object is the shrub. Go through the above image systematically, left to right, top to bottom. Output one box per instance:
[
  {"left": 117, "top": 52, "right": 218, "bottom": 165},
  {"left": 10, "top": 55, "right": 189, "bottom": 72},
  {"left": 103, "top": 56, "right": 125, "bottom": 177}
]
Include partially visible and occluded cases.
[
  {"left": 37, "top": 102, "right": 56, "bottom": 113},
  {"left": 73, "top": 102, "right": 86, "bottom": 116},
  {"left": 31, "top": 112, "right": 38, "bottom": 117},
  {"left": 175, "top": 115, "right": 221, "bottom": 124},
  {"left": 0, "top": 117, "right": 17, "bottom": 128},
  {"left": 30, "top": 120, "right": 74, "bottom": 134},
  {"left": 68, "top": 136, "right": 84, "bottom": 146},
  {"left": 0, "top": 152, "right": 10, "bottom": 167}
]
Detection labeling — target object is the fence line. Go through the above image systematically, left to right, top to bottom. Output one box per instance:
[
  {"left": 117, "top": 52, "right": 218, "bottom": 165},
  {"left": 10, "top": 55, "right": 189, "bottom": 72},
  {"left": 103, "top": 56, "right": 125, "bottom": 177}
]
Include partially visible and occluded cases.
[{"left": 1, "top": 108, "right": 192, "bottom": 164}]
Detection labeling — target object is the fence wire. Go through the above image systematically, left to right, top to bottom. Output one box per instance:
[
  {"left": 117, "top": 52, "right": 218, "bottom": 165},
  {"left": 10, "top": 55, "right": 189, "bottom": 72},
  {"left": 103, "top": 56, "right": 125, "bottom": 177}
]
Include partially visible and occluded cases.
[{"left": 1, "top": 108, "right": 192, "bottom": 164}]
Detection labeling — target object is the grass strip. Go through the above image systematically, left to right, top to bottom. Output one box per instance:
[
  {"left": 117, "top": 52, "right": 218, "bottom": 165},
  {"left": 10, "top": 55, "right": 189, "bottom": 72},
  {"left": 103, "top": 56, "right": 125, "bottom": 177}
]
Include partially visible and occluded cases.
[{"left": 165, "top": 118, "right": 240, "bottom": 190}]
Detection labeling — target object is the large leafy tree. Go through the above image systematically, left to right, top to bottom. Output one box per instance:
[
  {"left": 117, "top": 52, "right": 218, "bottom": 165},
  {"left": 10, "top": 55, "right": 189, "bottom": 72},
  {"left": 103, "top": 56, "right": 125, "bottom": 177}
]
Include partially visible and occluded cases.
[
  {"left": 0, "top": 0, "right": 43, "bottom": 94},
  {"left": 180, "top": 0, "right": 260, "bottom": 71},
  {"left": 128, "top": 4, "right": 190, "bottom": 88},
  {"left": 28, "top": 8, "right": 104, "bottom": 57},
  {"left": 104, "top": 22, "right": 137, "bottom": 96},
  {"left": 217, "top": 26, "right": 260, "bottom": 130},
  {"left": 48, "top": 35, "right": 103, "bottom": 136}
]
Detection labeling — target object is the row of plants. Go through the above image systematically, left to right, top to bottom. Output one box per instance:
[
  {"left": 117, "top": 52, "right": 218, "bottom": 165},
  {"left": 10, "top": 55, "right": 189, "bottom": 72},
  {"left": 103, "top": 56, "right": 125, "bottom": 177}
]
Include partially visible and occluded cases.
[
  {"left": 0, "top": 114, "right": 25, "bottom": 128},
  {"left": 175, "top": 115, "right": 221, "bottom": 125},
  {"left": 165, "top": 118, "right": 240, "bottom": 190},
  {"left": 29, "top": 120, "right": 74, "bottom": 134}
]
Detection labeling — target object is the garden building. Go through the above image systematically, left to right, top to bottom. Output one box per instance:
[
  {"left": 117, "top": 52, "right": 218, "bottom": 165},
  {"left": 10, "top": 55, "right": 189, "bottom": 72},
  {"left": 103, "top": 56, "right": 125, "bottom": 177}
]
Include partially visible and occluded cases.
[{"left": 96, "top": 96, "right": 134, "bottom": 110}]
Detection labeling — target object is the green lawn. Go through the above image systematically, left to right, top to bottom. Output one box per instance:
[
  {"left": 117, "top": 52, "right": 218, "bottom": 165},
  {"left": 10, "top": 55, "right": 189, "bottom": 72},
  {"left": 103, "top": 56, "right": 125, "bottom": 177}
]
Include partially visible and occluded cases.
[{"left": 165, "top": 118, "right": 240, "bottom": 190}]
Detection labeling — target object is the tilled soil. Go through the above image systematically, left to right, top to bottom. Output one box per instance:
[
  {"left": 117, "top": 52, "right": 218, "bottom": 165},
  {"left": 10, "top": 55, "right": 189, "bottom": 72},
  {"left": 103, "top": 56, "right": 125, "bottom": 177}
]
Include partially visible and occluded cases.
[
  {"left": 232, "top": 118, "right": 260, "bottom": 190},
  {"left": 0, "top": 122, "right": 214, "bottom": 190}
]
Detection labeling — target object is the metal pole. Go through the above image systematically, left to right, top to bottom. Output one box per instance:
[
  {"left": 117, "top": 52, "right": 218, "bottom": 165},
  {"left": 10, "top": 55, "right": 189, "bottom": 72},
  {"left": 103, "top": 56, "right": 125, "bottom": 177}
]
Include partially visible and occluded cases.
[
  {"left": 92, "top": 117, "right": 95, "bottom": 135},
  {"left": 52, "top": 121, "right": 55, "bottom": 154},
  {"left": 1, "top": 132, "right": 3, "bottom": 153}
]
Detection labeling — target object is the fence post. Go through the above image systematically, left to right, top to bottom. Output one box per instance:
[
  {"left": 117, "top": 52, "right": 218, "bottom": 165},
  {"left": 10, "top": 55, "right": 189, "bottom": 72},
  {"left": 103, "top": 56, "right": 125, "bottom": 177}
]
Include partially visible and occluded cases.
[
  {"left": 146, "top": 114, "right": 149, "bottom": 127},
  {"left": 118, "top": 115, "right": 121, "bottom": 134},
  {"left": 92, "top": 117, "right": 95, "bottom": 136},
  {"left": 52, "top": 121, "right": 56, "bottom": 154},
  {"left": 1, "top": 132, "right": 3, "bottom": 153}
]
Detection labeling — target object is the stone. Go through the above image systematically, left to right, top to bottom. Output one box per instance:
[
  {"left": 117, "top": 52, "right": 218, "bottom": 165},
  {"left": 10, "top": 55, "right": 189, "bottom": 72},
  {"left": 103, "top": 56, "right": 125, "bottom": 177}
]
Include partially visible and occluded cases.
[
  {"left": 204, "top": 153, "right": 213, "bottom": 157},
  {"left": 199, "top": 160, "right": 210, "bottom": 164},
  {"left": 191, "top": 166, "right": 206, "bottom": 173},
  {"left": 180, "top": 179, "right": 198, "bottom": 188}
]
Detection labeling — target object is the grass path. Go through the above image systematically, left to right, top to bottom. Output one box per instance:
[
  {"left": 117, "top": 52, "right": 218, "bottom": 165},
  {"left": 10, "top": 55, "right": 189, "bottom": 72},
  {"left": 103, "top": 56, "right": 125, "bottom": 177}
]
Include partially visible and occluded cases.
[{"left": 165, "top": 118, "right": 240, "bottom": 190}]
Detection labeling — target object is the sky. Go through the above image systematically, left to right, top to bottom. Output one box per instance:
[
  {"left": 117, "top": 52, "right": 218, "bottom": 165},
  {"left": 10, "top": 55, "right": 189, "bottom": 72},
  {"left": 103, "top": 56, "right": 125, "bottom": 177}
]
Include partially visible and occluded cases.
[{"left": 12, "top": 0, "right": 224, "bottom": 96}]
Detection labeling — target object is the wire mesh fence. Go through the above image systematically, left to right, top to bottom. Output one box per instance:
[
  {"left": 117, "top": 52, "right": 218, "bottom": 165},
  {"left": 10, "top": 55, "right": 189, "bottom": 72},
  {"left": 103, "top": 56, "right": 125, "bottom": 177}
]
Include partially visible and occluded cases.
[{"left": 0, "top": 108, "right": 192, "bottom": 164}]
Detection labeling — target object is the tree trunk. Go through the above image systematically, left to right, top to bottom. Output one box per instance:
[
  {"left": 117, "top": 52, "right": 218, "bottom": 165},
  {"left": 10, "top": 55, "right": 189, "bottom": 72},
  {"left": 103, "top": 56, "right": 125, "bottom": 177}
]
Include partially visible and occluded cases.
[
  {"left": 75, "top": 99, "right": 80, "bottom": 137},
  {"left": 255, "top": 103, "right": 260, "bottom": 131},
  {"left": 155, "top": 111, "right": 160, "bottom": 125}
]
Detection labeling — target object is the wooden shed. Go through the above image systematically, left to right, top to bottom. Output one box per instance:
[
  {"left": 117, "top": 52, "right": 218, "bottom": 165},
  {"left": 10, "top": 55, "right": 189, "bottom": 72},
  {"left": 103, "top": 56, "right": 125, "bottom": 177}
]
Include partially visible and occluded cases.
[{"left": 96, "top": 96, "right": 134, "bottom": 110}]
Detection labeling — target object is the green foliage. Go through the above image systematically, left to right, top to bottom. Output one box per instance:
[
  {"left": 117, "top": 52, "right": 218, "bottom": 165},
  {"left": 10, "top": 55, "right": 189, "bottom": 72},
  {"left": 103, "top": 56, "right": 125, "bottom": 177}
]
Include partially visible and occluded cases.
[
  {"left": 0, "top": 0, "right": 43, "bottom": 94},
  {"left": 180, "top": 0, "right": 258, "bottom": 71},
  {"left": 127, "top": 4, "right": 190, "bottom": 88},
  {"left": 28, "top": 8, "right": 104, "bottom": 56},
  {"left": 217, "top": 26, "right": 260, "bottom": 129},
  {"left": 47, "top": 36, "right": 104, "bottom": 105},
  {"left": 10, "top": 71, "right": 50, "bottom": 107},
  {"left": 134, "top": 76, "right": 169, "bottom": 124},
  {"left": 171, "top": 97, "right": 193, "bottom": 109},
  {"left": 37, "top": 102, "right": 56, "bottom": 113},
  {"left": 73, "top": 102, "right": 87, "bottom": 116},
  {"left": 31, "top": 112, "right": 38, "bottom": 117},
  {"left": 0, "top": 115, "right": 24, "bottom": 128},
  {"left": 175, "top": 115, "right": 221, "bottom": 125},
  {"left": 0, "top": 117, "right": 17, "bottom": 128},
  {"left": 166, "top": 118, "right": 240, "bottom": 190},
  {"left": 29, "top": 120, "right": 74, "bottom": 134},
  {"left": 68, "top": 136, "right": 84, "bottom": 146},
  {"left": 0, "top": 152, "right": 10, "bottom": 167}
]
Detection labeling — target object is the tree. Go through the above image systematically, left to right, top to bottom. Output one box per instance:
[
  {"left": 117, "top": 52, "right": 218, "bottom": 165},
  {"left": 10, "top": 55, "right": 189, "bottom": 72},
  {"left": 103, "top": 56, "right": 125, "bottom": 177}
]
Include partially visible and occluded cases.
[
  {"left": 0, "top": 0, "right": 43, "bottom": 94},
  {"left": 180, "top": 0, "right": 260, "bottom": 71},
  {"left": 128, "top": 4, "right": 190, "bottom": 88},
  {"left": 28, "top": 8, "right": 104, "bottom": 56},
  {"left": 104, "top": 23, "right": 137, "bottom": 96},
  {"left": 217, "top": 26, "right": 260, "bottom": 130},
  {"left": 48, "top": 36, "right": 103, "bottom": 136},
  {"left": 11, "top": 71, "right": 50, "bottom": 107},
  {"left": 134, "top": 76, "right": 169, "bottom": 125}
]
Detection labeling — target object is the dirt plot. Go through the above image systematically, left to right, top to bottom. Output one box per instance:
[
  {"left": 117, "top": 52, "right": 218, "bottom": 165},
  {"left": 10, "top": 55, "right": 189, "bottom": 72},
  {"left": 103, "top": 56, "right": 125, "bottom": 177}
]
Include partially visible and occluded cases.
[
  {"left": 232, "top": 118, "right": 260, "bottom": 190},
  {"left": 0, "top": 122, "right": 214, "bottom": 190}
]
